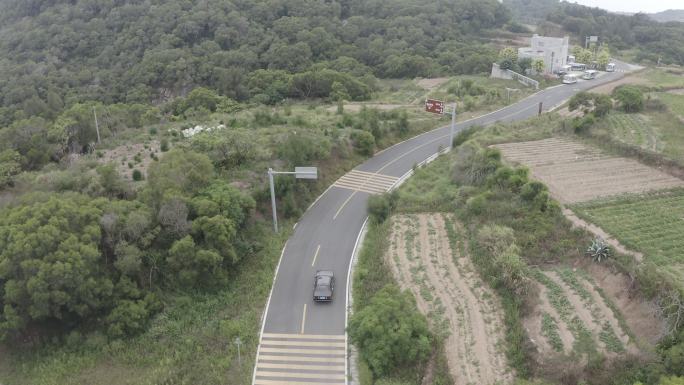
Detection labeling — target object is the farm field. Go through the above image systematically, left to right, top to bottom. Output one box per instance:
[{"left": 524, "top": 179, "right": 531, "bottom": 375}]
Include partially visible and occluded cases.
[
  {"left": 592, "top": 107, "right": 684, "bottom": 166},
  {"left": 493, "top": 137, "right": 684, "bottom": 203},
  {"left": 571, "top": 189, "right": 684, "bottom": 286},
  {"left": 386, "top": 213, "right": 513, "bottom": 385},
  {"left": 527, "top": 267, "right": 637, "bottom": 359}
]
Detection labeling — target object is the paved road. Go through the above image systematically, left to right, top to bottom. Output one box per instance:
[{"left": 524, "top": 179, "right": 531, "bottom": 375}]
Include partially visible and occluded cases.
[{"left": 252, "top": 62, "right": 633, "bottom": 385}]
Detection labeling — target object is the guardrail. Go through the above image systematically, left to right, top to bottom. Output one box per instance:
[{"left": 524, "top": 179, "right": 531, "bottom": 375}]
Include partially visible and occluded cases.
[
  {"left": 491, "top": 63, "right": 540, "bottom": 90},
  {"left": 508, "top": 70, "right": 539, "bottom": 89}
]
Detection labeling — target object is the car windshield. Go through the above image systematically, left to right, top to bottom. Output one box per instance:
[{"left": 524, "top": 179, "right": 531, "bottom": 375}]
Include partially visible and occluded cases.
[{"left": 316, "top": 276, "right": 331, "bottom": 287}]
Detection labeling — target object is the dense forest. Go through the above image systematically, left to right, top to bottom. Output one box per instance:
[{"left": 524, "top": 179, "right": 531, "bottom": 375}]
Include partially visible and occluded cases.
[
  {"left": 0, "top": 0, "right": 509, "bottom": 128},
  {"left": 0, "top": 0, "right": 514, "bottom": 344},
  {"left": 545, "top": 3, "right": 684, "bottom": 65}
]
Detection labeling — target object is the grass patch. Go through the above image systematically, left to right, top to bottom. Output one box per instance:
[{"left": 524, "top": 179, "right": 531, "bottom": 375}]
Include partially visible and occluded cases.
[{"left": 571, "top": 189, "right": 684, "bottom": 287}]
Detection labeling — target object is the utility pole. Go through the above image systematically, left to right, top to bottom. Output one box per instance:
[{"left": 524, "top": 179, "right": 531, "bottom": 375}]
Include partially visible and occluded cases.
[
  {"left": 449, "top": 103, "right": 456, "bottom": 149},
  {"left": 93, "top": 107, "right": 101, "bottom": 144},
  {"left": 267, "top": 167, "right": 318, "bottom": 232}
]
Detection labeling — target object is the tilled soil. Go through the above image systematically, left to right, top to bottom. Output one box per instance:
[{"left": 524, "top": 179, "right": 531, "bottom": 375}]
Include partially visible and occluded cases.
[
  {"left": 494, "top": 137, "right": 684, "bottom": 203},
  {"left": 387, "top": 213, "right": 513, "bottom": 385},
  {"left": 527, "top": 268, "right": 642, "bottom": 359}
]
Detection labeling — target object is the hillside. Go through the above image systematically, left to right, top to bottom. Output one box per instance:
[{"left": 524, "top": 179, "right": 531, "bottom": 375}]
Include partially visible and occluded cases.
[
  {"left": 0, "top": 0, "right": 509, "bottom": 128},
  {"left": 650, "top": 9, "right": 684, "bottom": 23}
]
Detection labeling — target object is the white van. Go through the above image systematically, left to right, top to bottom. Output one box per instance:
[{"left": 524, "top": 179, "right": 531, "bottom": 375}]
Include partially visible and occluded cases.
[
  {"left": 606, "top": 63, "right": 616, "bottom": 72},
  {"left": 582, "top": 70, "right": 598, "bottom": 80},
  {"left": 562, "top": 74, "right": 578, "bottom": 84}
]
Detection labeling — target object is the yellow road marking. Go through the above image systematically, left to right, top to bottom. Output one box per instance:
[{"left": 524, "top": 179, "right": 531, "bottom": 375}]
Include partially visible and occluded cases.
[
  {"left": 333, "top": 191, "right": 356, "bottom": 220},
  {"left": 311, "top": 245, "right": 320, "bottom": 267},
  {"left": 300, "top": 304, "right": 307, "bottom": 334},
  {"left": 261, "top": 333, "right": 345, "bottom": 340},
  {"left": 260, "top": 339, "right": 345, "bottom": 348},
  {"left": 259, "top": 347, "right": 346, "bottom": 355}
]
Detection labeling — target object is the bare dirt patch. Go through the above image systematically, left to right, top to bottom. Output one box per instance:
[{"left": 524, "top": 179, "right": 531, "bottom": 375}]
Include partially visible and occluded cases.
[
  {"left": 590, "top": 75, "right": 650, "bottom": 95},
  {"left": 416, "top": 78, "right": 450, "bottom": 90},
  {"left": 325, "top": 103, "right": 415, "bottom": 113},
  {"left": 494, "top": 137, "right": 684, "bottom": 203},
  {"left": 97, "top": 140, "right": 162, "bottom": 180},
  {"left": 387, "top": 213, "right": 513, "bottom": 385},
  {"left": 585, "top": 263, "right": 666, "bottom": 345},
  {"left": 526, "top": 266, "right": 646, "bottom": 361}
]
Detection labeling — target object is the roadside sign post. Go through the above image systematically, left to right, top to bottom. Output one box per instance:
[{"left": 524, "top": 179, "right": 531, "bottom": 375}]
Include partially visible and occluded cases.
[
  {"left": 425, "top": 99, "right": 457, "bottom": 149},
  {"left": 268, "top": 166, "right": 318, "bottom": 232},
  {"left": 234, "top": 337, "right": 242, "bottom": 367}
]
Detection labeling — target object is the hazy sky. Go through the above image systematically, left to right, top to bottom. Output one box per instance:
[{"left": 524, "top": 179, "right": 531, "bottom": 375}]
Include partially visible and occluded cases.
[{"left": 569, "top": 0, "right": 682, "bottom": 14}]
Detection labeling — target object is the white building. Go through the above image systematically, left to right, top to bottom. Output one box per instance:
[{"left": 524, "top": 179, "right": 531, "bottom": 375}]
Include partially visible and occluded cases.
[{"left": 518, "top": 34, "right": 569, "bottom": 75}]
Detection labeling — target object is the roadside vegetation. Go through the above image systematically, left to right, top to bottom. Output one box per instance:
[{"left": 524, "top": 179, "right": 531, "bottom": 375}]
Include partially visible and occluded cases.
[{"left": 351, "top": 109, "right": 684, "bottom": 384}]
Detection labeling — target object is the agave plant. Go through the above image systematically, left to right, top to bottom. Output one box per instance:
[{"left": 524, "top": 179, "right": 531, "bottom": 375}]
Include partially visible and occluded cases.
[{"left": 586, "top": 237, "right": 611, "bottom": 263}]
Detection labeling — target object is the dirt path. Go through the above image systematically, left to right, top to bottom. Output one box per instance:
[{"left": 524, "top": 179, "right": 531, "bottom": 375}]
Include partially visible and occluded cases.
[{"left": 387, "top": 213, "right": 513, "bottom": 385}]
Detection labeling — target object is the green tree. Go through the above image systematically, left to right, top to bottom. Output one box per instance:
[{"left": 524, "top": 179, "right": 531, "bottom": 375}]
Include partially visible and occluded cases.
[
  {"left": 597, "top": 47, "right": 611, "bottom": 69},
  {"left": 518, "top": 57, "right": 533, "bottom": 74},
  {"left": 533, "top": 59, "right": 545, "bottom": 74},
  {"left": 614, "top": 86, "right": 644, "bottom": 113},
  {"left": 569, "top": 92, "right": 612, "bottom": 117},
  {"left": 351, "top": 130, "right": 375, "bottom": 156},
  {"left": 0, "top": 149, "right": 21, "bottom": 188},
  {"left": 145, "top": 149, "right": 214, "bottom": 203},
  {"left": 0, "top": 194, "right": 113, "bottom": 339},
  {"left": 167, "top": 235, "right": 223, "bottom": 287},
  {"left": 349, "top": 285, "right": 431, "bottom": 377}
]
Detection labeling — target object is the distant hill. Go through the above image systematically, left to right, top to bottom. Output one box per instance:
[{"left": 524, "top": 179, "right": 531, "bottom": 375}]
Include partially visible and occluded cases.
[
  {"left": 503, "top": 0, "right": 560, "bottom": 23},
  {"left": 650, "top": 9, "right": 684, "bottom": 23}
]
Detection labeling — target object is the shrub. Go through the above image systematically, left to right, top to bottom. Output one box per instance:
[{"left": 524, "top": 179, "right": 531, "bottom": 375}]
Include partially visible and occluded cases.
[
  {"left": 614, "top": 86, "right": 644, "bottom": 113},
  {"left": 351, "top": 130, "right": 375, "bottom": 156},
  {"left": 160, "top": 138, "right": 169, "bottom": 152},
  {"left": 452, "top": 142, "right": 501, "bottom": 186},
  {"left": 132, "top": 169, "right": 143, "bottom": 181},
  {"left": 367, "top": 192, "right": 398, "bottom": 223},
  {"left": 349, "top": 284, "right": 431, "bottom": 377}
]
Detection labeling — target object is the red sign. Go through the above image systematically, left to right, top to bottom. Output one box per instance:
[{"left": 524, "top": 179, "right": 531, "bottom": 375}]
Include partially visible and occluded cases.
[{"left": 425, "top": 99, "right": 445, "bottom": 114}]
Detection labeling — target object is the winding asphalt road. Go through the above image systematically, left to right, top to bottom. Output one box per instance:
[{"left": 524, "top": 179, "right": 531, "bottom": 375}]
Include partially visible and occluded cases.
[{"left": 252, "top": 61, "right": 635, "bottom": 385}]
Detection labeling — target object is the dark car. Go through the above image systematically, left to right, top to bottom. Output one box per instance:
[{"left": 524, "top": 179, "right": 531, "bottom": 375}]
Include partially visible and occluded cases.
[{"left": 313, "top": 270, "right": 334, "bottom": 302}]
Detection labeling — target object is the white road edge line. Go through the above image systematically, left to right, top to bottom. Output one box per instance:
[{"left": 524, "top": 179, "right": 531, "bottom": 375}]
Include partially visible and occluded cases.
[
  {"left": 345, "top": 147, "right": 449, "bottom": 383},
  {"left": 345, "top": 216, "right": 369, "bottom": 385},
  {"left": 251, "top": 239, "right": 289, "bottom": 385}
]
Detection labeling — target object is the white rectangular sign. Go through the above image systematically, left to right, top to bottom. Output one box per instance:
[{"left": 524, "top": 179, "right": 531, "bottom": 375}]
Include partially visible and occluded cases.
[{"left": 295, "top": 167, "right": 318, "bottom": 179}]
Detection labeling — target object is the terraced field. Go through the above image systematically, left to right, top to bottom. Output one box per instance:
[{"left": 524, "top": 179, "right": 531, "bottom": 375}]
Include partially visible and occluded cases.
[
  {"left": 602, "top": 113, "right": 662, "bottom": 152},
  {"left": 494, "top": 138, "right": 684, "bottom": 203},
  {"left": 572, "top": 189, "right": 684, "bottom": 285},
  {"left": 386, "top": 213, "right": 513, "bottom": 385},
  {"left": 526, "top": 268, "right": 637, "bottom": 359}
]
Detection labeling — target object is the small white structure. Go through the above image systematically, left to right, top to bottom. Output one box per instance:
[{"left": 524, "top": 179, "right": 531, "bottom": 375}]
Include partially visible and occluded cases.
[
  {"left": 518, "top": 34, "right": 570, "bottom": 75},
  {"left": 606, "top": 63, "right": 616, "bottom": 72},
  {"left": 582, "top": 70, "right": 598, "bottom": 80},
  {"left": 562, "top": 74, "right": 578, "bottom": 84}
]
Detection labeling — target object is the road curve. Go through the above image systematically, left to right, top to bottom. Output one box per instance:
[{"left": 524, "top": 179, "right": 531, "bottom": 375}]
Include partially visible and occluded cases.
[{"left": 252, "top": 62, "right": 632, "bottom": 385}]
